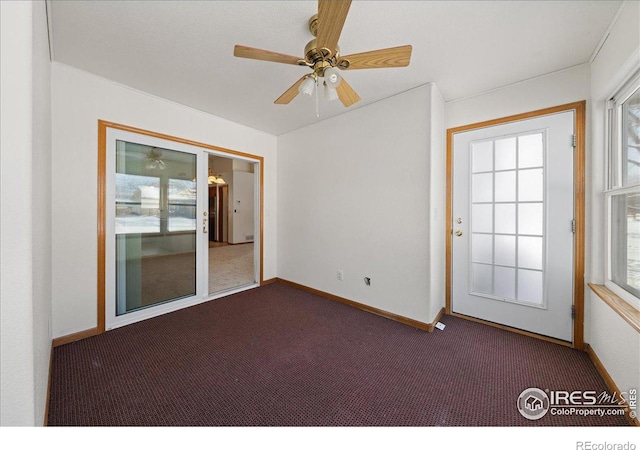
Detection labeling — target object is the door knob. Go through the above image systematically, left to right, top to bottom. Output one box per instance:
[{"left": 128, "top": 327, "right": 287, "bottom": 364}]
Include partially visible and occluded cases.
[{"left": 455, "top": 230, "right": 462, "bottom": 237}]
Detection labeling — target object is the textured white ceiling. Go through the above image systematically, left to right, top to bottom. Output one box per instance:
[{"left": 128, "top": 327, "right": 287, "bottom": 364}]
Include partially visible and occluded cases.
[{"left": 50, "top": 1, "right": 620, "bottom": 135}]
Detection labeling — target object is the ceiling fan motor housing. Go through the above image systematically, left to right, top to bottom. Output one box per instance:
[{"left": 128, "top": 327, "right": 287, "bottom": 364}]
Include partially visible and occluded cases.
[{"left": 305, "top": 14, "right": 345, "bottom": 73}]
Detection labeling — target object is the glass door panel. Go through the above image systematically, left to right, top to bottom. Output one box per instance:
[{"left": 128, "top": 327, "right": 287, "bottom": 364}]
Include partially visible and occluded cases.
[
  {"left": 469, "top": 132, "right": 546, "bottom": 305},
  {"left": 115, "top": 140, "right": 197, "bottom": 315}
]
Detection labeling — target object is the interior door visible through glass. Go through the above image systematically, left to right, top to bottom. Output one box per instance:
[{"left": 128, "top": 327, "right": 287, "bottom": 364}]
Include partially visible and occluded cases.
[{"left": 115, "top": 140, "right": 197, "bottom": 315}]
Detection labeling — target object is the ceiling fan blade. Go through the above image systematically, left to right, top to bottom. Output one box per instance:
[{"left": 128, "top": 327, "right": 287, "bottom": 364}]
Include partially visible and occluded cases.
[
  {"left": 316, "top": 0, "right": 352, "bottom": 57},
  {"left": 234, "top": 45, "right": 303, "bottom": 66},
  {"left": 339, "top": 45, "right": 412, "bottom": 70},
  {"left": 274, "top": 75, "right": 309, "bottom": 104},
  {"left": 336, "top": 78, "right": 360, "bottom": 107}
]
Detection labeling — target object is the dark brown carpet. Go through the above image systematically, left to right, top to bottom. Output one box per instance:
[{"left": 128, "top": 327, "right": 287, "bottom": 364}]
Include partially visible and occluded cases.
[{"left": 48, "top": 283, "right": 628, "bottom": 426}]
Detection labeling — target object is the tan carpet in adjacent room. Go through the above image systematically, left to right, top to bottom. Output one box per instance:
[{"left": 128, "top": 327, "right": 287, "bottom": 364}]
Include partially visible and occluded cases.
[{"left": 209, "top": 243, "right": 255, "bottom": 294}]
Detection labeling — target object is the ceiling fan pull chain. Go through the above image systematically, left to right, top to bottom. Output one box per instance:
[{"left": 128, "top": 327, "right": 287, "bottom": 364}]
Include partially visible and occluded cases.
[{"left": 315, "top": 78, "right": 320, "bottom": 118}]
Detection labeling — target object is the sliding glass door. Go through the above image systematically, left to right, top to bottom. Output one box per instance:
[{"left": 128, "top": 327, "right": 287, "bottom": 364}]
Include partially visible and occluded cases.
[
  {"left": 104, "top": 127, "right": 262, "bottom": 330},
  {"left": 106, "top": 129, "right": 207, "bottom": 329}
]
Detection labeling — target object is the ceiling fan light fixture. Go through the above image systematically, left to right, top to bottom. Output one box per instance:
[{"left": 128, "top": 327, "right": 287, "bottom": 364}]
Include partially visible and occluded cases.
[
  {"left": 234, "top": 1, "right": 411, "bottom": 109},
  {"left": 323, "top": 66, "right": 341, "bottom": 88},
  {"left": 299, "top": 76, "right": 316, "bottom": 96},
  {"left": 324, "top": 84, "right": 339, "bottom": 101},
  {"left": 145, "top": 147, "right": 165, "bottom": 170}
]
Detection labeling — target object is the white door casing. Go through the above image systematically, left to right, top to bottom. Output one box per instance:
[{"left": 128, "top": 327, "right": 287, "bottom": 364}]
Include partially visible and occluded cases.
[{"left": 451, "top": 111, "right": 575, "bottom": 342}]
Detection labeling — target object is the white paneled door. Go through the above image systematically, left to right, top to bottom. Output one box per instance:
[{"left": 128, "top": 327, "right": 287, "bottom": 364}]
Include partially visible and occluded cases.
[{"left": 451, "top": 111, "right": 575, "bottom": 341}]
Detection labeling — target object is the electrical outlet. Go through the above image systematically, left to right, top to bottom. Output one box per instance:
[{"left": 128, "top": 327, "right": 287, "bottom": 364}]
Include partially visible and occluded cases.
[{"left": 337, "top": 270, "right": 344, "bottom": 281}]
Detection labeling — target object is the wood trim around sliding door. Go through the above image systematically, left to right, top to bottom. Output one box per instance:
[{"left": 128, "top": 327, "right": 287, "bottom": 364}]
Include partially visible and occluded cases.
[
  {"left": 445, "top": 101, "right": 586, "bottom": 349},
  {"left": 97, "top": 120, "right": 265, "bottom": 334}
]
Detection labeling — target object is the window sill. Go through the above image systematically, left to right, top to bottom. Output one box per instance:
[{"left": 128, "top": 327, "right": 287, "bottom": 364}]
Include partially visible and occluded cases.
[{"left": 588, "top": 283, "right": 640, "bottom": 334}]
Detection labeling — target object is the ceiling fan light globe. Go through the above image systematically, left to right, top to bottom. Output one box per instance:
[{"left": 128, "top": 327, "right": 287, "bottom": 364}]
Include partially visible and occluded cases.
[
  {"left": 324, "top": 67, "right": 342, "bottom": 88},
  {"left": 299, "top": 76, "right": 316, "bottom": 96},
  {"left": 325, "top": 84, "right": 339, "bottom": 101}
]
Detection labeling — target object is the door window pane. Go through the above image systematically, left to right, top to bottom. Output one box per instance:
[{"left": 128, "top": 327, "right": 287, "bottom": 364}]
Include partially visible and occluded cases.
[
  {"left": 518, "top": 133, "right": 544, "bottom": 168},
  {"left": 495, "top": 137, "right": 516, "bottom": 170},
  {"left": 115, "top": 141, "right": 197, "bottom": 316},
  {"left": 472, "top": 141, "right": 493, "bottom": 173},
  {"left": 518, "top": 168, "right": 543, "bottom": 201},
  {"left": 495, "top": 171, "right": 516, "bottom": 202},
  {"left": 472, "top": 173, "right": 493, "bottom": 203},
  {"left": 495, "top": 203, "right": 516, "bottom": 234},
  {"left": 518, "top": 203, "right": 543, "bottom": 236},
  {"left": 472, "top": 204, "right": 493, "bottom": 233},
  {"left": 472, "top": 233, "right": 493, "bottom": 264},
  {"left": 494, "top": 235, "right": 516, "bottom": 266},
  {"left": 518, "top": 236, "right": 543, "bottom": 270},
  {"left": 472, "top": 263, "right": 493, "bottom": 295},
  {"left": 494, "top": 266, "right": 516, "bottom": 299},
  {"left": 518, "top": 269, "right": 543, "bottom": 305}
]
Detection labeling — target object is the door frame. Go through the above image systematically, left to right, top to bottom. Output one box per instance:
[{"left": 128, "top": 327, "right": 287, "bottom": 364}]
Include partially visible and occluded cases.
[
  {"left": 445, "top": 101, "right": 586, "bottom": 349},
  {"left": 97, "top": 120, "right": 265, "bottom": 333}
]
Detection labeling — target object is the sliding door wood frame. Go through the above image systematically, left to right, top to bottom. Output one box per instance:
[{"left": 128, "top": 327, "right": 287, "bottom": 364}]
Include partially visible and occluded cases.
[
  {"left": 445, "top": 101, "right": 586, "bottom": 349},
  {"left": 97, "top": 120, "right": 265, "bottom": 334}
]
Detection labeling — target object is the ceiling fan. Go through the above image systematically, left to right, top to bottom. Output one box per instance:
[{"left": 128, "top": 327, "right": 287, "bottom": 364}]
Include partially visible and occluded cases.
[{"left": 233, "top": 0, "right": 412, "bottom": 108}]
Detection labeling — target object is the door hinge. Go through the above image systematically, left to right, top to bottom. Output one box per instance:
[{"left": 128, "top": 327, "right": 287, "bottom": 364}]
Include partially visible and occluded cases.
[
  {"left": 572, "top": 134, "right": 576, "bottom": 148},
  {"left": 571, "top": 219, "right": 576, "bottom": 233},
  {"left": 571, "top": 305, "right": 576, "bottom": 320}
]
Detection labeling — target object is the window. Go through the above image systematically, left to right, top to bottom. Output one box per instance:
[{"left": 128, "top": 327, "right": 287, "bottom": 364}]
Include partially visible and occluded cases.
[
  {"left": 606, "top": 71, "right": 640, "bottom": 308},
  {"left": 115, "top": 140, "right": 197, "bottom": 235},
  {"left": 115, "top": 173, "right": 161, "bottom": 234},
  {"left": 167, "top": 178, "right": 196, "bottom": 232}
]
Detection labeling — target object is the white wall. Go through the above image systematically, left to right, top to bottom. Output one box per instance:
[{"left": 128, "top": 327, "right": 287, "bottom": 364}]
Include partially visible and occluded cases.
[
  {"left": 0, "top": 0, "right": 52, "bottom": 426},
  {"left": 31, "top": 0, "right": 53, "bottom": 426},
  {"left": 588, "top": 0, "right": 640, "bottom": 394},
  {"left": 51, "top": 63, "right": 277, "bottom": 338},
  {"left": 446, "top": 64, "right": 591, "bottom": 129},
  {"left": 278, "top": 84, "right": 443, "bottom": 325},
  {"left": 429, "top": 86, "right": 446, "bottom": 320},
  {"left": 227, "top": 171, "right": 255, "bottom": 244}
]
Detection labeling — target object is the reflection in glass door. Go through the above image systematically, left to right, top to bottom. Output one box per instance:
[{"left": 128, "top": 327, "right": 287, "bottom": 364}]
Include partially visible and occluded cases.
[{"left": 115, "top": 140, "right": 197, "bottom": 315}]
